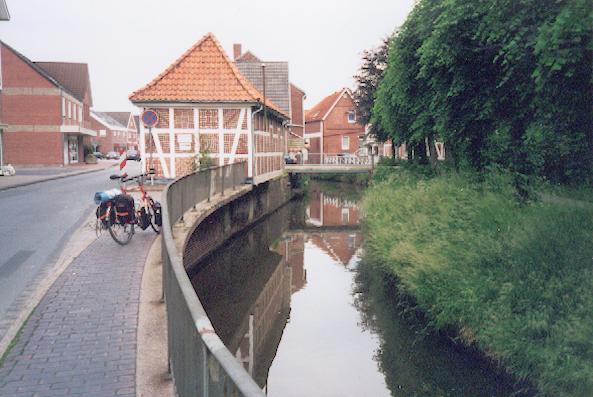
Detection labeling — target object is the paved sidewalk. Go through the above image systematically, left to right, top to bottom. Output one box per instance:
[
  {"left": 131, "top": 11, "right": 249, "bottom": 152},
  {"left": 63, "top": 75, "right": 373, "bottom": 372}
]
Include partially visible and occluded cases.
[
  {"left": 0, "top": 161, "right": 118, "bottom": 191},
  {"left": 0, "top": 228, "right": 156, "bottom": 396}
]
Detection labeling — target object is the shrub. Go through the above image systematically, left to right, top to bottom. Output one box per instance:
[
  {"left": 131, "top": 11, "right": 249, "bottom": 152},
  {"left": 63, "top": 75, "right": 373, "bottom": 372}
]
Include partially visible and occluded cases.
[{"left": 362, "top": 167, "right": 593, "bottom": 396}]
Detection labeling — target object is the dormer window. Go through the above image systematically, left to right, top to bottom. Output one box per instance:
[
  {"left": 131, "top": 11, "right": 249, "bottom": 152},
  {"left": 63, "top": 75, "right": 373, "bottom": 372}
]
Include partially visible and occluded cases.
[{"left": 347, "top": 111, "right": 356, "bottom": 123}]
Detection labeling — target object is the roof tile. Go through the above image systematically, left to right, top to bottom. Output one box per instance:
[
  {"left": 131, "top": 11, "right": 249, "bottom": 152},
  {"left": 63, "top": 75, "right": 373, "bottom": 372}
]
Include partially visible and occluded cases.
[
  {"left": 129, "top": 33, "right": 286, "bottom": 117},
  {"left": 305, "top": 90, "right": 343, "bottom": 122}
]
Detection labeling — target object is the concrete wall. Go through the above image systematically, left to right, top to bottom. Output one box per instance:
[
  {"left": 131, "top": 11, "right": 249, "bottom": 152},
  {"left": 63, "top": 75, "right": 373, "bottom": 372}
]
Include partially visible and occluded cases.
[{"left": 183, "top": 176, "right": 294, "bottom": 271}]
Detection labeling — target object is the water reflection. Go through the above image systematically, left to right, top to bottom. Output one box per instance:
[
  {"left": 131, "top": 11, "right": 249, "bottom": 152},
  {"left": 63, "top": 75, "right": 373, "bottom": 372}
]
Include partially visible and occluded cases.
[{"left": 190, "top": 181, "right": 521, "bottom": 396}]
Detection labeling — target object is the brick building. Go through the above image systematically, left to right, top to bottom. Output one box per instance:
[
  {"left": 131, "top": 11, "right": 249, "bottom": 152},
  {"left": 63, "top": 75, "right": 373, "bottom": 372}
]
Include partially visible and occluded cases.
[
  {"left": 130, "top": 33, "right": 289, "bottom": 182},
  {"left": 0, "top": 41, "right": 96, "bottom": 167},
  {"left": 233, "top": 44, "right": 306, "bottom": 154},
  {"left": 304, "top": 88, "right": 365, "bottom": 163},
  {"left": 89, "top": 111, "right": 138, "bottom": 154},
  {"left": 306, "top": 186, "right": 363, "bottom": 267}
]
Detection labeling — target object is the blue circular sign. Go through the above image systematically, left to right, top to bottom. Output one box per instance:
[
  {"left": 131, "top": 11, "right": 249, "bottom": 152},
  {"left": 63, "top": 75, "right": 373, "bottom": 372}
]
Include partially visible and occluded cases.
[{"left": 141, "top": 110, "right": 159, "bottom": 128}]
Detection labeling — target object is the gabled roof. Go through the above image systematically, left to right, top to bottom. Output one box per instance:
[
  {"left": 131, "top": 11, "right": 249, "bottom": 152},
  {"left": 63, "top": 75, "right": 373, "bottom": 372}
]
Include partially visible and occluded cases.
[
  {"left": 129, "top": 33, "right": 287, "bottom": 117},
  {"left": 0, "top": 41, "right": 80, "bottom": 100},
  {"left": 236, "top": 51, "right": 262, "bottom": 62},
  {"left": 235, "top": 61, "right": 290, "bottom": 116},
  {"left": 35, "top": 62, "right": 93, "bottom": 106},
  {"left": 290, "top": 83, "right": 306, "bottom": 97},
  {"left": 305, "top": 88, "right": 353, "bottom": 123},
  {"left": 91, "top": 111, "right": 127, "bottom": 130},
  {"left": 103, "top": 112, "right": 131, "bottom": 128}
]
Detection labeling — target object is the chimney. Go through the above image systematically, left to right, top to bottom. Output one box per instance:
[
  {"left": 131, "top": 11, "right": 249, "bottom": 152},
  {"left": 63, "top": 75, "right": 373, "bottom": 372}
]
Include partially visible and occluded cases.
[{"left": 233, "top": 44, "right": 242, "bottom": 60}]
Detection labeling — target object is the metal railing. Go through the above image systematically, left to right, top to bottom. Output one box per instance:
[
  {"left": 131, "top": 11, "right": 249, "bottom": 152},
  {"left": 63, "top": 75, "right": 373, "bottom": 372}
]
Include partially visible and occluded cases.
[
  {"left": 295, "top": 152, "right": 376, "bottom": 166},
  {"left": 161, "top": 161, "right": 265, "bottom": 397}
]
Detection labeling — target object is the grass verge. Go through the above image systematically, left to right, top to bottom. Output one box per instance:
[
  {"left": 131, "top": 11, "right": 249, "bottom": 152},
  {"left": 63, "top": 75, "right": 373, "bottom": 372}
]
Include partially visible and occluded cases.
[{"left": 362, "top": 166, "right": 593, "bottom": 397}]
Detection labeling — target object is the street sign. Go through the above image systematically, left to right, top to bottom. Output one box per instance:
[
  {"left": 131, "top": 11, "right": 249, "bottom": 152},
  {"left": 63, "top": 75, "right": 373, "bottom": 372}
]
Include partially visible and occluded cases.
[{"left": 141, "top": 109, "right": 159, "bottom": 128}]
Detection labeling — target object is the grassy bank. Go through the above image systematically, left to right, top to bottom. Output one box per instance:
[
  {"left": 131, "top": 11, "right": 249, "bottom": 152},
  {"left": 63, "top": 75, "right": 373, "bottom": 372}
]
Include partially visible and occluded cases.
[{"left": 362, "top": 166, "right": 593, "bottom": 397}]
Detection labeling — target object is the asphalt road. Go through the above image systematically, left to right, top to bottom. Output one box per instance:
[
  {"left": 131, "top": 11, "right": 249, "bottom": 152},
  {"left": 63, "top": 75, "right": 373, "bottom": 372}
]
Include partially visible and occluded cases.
[{"left": 0, "top": 161, "right": 142, "bottom": 326}]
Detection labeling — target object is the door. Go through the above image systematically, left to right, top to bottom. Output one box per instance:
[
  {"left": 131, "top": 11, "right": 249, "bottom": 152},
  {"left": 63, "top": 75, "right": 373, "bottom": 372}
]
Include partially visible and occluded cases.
[
  {"left": 68, "top": 136, "right": 78, "bottom": 164},
  {"left": 63, "top": 138, "right": 69, "bottom": 165}
]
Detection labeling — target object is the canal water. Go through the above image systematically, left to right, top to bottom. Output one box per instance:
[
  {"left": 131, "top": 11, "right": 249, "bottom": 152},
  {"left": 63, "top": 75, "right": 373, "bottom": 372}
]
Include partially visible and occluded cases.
[{"left": 190, "top": 180, "right": 519, "bottom": 397}]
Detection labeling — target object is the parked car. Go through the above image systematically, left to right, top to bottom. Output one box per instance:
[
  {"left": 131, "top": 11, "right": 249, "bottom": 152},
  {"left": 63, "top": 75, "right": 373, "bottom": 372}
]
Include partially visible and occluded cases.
[
  {"left": 126, "top": 149, "right": 141, "bottom": 161},
  {"left": 93, "top": 151, "right": 104, "bottom": 159},
  {"left": 105, "top": 151, "right": 119, "bottom": 160}
]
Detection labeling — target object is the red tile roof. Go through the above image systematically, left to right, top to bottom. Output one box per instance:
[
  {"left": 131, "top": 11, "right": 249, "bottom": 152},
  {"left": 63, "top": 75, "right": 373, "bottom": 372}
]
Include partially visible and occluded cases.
[
  {"left": 129, "top": 33, "right": 286, "bottom": 117},
  {"left": 236, "top": 50, "right": 262, "bottom": 62},
  {"left": 305, "top": 90, "right": 343, "bottom": 122}
]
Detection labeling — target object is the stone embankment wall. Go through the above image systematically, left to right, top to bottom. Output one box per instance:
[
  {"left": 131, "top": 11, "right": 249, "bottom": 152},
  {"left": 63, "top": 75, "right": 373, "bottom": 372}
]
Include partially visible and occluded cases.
[{"left": 183, "top": 176, "right": 293, "bottom": 272}]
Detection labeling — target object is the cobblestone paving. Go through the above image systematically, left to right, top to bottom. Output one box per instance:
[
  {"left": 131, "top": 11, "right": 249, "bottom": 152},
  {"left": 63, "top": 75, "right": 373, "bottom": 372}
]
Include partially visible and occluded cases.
[{"left": 0, "top": 230, "right": 156, "bottom": 397}]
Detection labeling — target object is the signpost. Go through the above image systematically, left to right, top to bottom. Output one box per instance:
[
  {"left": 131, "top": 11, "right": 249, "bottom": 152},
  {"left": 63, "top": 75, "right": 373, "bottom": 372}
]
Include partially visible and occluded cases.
[{"left": 141, "top": 110, "right": 159, "bottom": 184}]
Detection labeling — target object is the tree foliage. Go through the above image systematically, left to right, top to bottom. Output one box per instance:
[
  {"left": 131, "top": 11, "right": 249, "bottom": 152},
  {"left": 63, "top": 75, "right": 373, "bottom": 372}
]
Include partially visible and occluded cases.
[
  {"left": 373, "top": 0, "right": 593, "bottom": 185},
  {"left": 353, "top": 36, "right": 391, "bottom": 142}
]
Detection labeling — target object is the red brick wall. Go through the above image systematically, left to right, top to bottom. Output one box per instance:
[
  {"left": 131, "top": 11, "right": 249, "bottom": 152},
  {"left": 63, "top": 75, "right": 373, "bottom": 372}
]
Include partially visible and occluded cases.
[
  {"left": 1, "top": 44, "right": 66, "bottom": 166},
  {"left": 1, "top": 45, "right": 55, "bottom": 89},
  {"left": 290, "top": 84, "right": 305, "bottom": 137},
  {"left": 323, "top": 94, "right": 364, "bottom": 155},
  {"left": 3, "top": 95, "right": 61, "bottom": 125},
  {"left": 305, "top": 120, "right": 321, "bottom": 133},
  {"left": 4, "top": 131, "right": 63, "bottom": 165},
  {"left": 324, "top": 132, "right": 362, "bottom": 155}
]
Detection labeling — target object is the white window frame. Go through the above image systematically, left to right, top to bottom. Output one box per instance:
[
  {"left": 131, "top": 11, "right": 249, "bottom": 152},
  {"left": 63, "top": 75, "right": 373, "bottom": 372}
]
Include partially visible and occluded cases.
[
  {"left": 62, "top": 97, "right": 66, "bottom": 117},
  {"left": 68, "top": 102, "right": 72, "bottom": 119},
  {"left": 73, "top": 104, "right": 77, "bottom": 121},
  {"left": 78, "top": 107, "right": 83, "bottom": 122},
  {"left": 347, "top": 111, "right": 356, "bottom": 123},
  {"left": 341, "top": 135, "right": 350, "bottom": 151},
  {"left": 341, "top": 208, "right": 349, "bottom": 224}
]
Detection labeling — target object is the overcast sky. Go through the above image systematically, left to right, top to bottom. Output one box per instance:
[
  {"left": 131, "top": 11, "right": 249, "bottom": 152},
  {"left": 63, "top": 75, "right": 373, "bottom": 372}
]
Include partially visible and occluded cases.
[{"left": 1, "top": 0, "right": 415, "bottom": 113}]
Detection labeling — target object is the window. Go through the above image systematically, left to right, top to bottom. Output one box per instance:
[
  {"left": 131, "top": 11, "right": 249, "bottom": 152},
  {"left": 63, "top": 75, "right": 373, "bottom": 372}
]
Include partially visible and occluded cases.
[
  {"left": 62, "top": 97, "right": 66, "bottom": 117},
  {"left": 68, "top": 102, "right": 72, "bottom": 119},
  {"left": 73, "top": 105, "right": 77, "bottom": 121},
  {"left": 78, "top": 107, "right": 83, "bottom": 122},
  {"left": 347, "top": 111, "right": 356, "bottom": 123},
  {"left": 341, "top": 135, "right": 350, "bottom": 151},
  {"left": 341, "top": 208, "right": 350, "bottom": 224}
]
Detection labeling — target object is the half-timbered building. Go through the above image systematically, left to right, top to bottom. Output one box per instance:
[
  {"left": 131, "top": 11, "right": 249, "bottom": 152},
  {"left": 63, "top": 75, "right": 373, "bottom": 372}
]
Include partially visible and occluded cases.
[{"left": 129, "top": 33, "right": 289, "bottom": 183}]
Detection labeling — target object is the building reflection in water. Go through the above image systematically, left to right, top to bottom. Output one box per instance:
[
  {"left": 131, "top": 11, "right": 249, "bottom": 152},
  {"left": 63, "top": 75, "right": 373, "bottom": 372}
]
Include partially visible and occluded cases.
[{"left": 190, "top": 183, "right": 362, "bottom": 391}]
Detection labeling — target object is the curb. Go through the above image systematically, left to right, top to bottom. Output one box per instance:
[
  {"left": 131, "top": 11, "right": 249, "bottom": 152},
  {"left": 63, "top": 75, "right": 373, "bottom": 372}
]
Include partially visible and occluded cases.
[
  {"left": 0, "top": 164, "right": 117, "bottom": 192},
  {"left": 0, "top": 211, "right": 99, "bottom": 360}
]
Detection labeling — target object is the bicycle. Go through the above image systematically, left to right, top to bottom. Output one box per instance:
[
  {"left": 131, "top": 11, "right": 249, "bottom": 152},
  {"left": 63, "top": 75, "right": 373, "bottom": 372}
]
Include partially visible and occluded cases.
[{"left": 95, "top": 171, "right": 162, "bottom": 245}]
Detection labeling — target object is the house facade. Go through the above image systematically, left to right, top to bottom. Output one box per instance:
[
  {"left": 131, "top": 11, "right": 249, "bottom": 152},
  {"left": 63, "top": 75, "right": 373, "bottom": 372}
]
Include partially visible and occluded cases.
[
  {"left": 130, "top": 33, "right": 289, "bottom": 182},
  {"left": 0, "top": 41, "right": 96, "bottom": 167},
  {"left": 233, "top": 44, "right": 306, "bottom": 155},
  {"left": 304, "top": 88, "right": 365, "bottom": 163},
  {"left": 89, "top": 111, "right": 137, "bottom": 154}
]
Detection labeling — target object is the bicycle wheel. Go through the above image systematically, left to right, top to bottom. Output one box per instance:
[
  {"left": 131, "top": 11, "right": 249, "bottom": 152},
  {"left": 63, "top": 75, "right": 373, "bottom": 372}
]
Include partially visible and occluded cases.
[
  {"left": 147, "top": 198, "right": 161, "bottom": 234},
  {"left": 108, "top": 209, "right": 135, "bottom": 245}
]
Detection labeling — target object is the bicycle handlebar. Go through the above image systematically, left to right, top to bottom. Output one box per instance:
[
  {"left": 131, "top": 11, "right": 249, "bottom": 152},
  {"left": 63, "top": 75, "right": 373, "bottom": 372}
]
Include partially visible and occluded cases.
[{"left": 110, "top": 169, "right": 155, "bottom": 183}]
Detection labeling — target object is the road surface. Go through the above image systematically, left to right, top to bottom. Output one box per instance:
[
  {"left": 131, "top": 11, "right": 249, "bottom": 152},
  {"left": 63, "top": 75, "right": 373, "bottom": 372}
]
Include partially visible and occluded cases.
[{"left": 0, "top": 161, "right": 142, "bottom": 340}]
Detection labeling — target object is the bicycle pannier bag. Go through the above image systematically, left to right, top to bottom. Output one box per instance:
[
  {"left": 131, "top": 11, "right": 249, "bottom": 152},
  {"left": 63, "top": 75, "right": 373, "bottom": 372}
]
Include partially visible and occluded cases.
[
  {"left": 113, "top": 194, "right": 135, "bottom": 224},
  {"left": 96, "top": 201, "right": 110, "bottom": 227},
  {"left": 153, "top": 201, "right": 162, "bottom": 226},
  {"left": 138, "top": 207, "right": 150, "bottom": 230}
]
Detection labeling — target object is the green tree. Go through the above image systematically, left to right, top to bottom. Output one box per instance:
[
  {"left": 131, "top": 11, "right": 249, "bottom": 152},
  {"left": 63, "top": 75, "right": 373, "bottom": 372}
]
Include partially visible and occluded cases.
[
  {"left": 373, "top": 0, "right": 593, "bottom": 185},
  {"left": 353, "top": 36, "right": 392, "bottom": 143}
]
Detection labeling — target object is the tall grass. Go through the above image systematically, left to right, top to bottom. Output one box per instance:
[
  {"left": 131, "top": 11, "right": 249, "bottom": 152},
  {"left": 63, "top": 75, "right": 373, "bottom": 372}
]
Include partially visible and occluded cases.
[{"left": 362, "top": 166, "right": 593, "bottom": 397}]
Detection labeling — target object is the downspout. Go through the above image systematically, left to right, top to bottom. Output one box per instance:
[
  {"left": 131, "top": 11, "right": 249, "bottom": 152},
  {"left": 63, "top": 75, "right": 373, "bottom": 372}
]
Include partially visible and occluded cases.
[
  {"left": 251, "top": 102, "right": 264, "bottom": 185},
  {"left": 282, "top": 119, "right": 289, "bottom": 155}
]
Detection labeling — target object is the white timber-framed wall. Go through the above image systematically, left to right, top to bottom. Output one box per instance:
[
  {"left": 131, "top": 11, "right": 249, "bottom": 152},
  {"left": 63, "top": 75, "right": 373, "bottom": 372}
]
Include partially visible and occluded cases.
[{"left": 135, "top": 102, "right": 286, "bottom": 184}]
